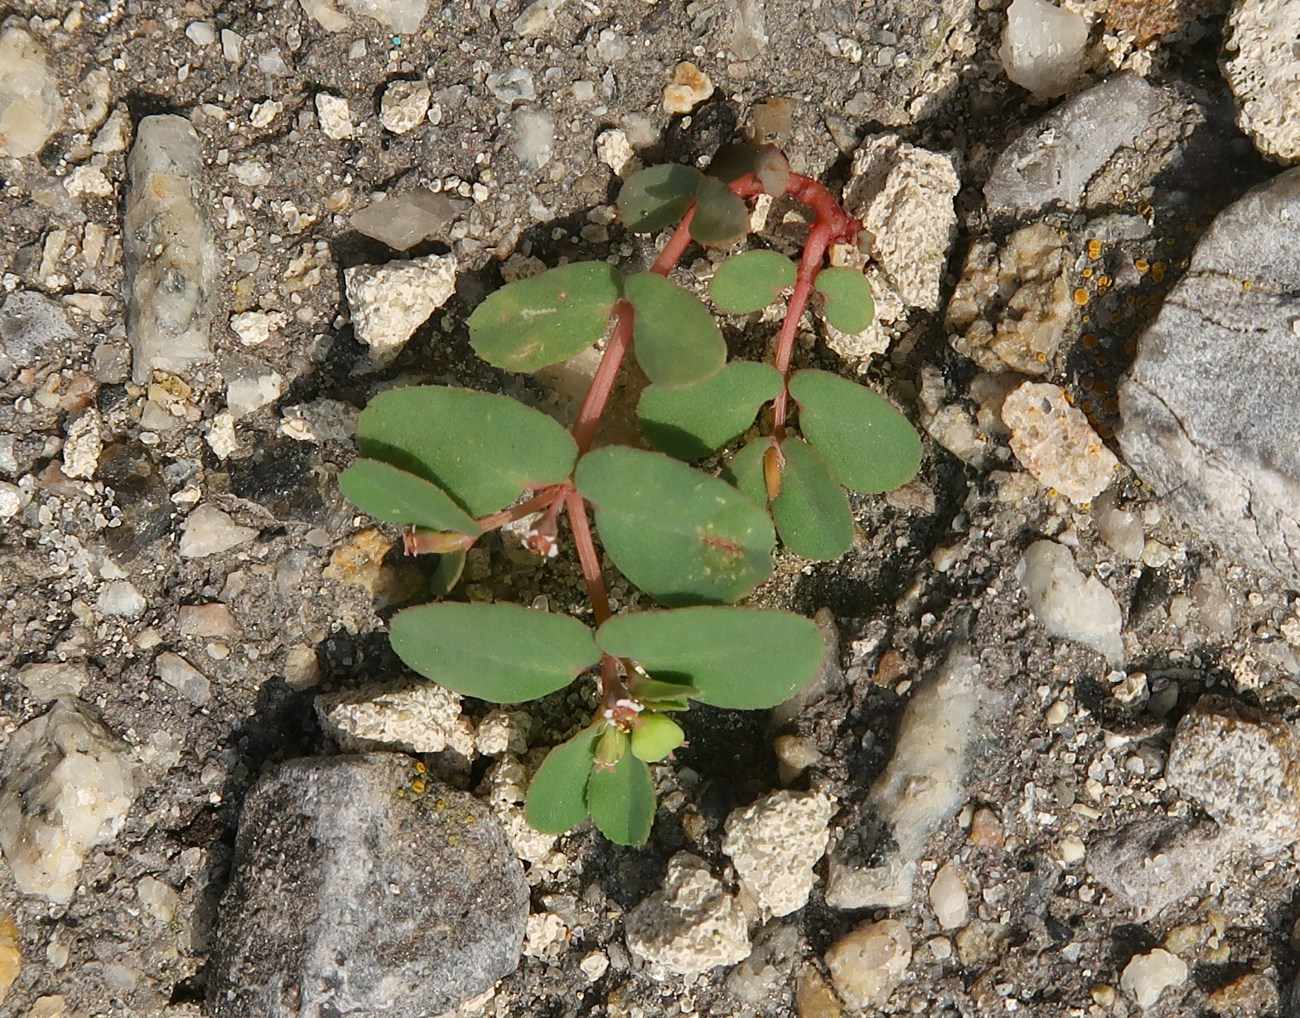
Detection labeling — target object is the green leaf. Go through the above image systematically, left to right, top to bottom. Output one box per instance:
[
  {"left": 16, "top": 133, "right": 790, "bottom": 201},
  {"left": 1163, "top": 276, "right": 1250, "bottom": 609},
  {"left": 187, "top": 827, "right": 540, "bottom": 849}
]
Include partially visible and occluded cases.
[
  {"left": 618, "top": 163, "right": 705, "bottom": 233},
  {"left": 688, "top": 174, "right": 750, "bottom": 247},
  {"left": 709, "top": 250, "right": 797, "bottom": 313},
  {"left": 468, "top": 262, "right": 622, "bottom": 372},
  {"left": 813, "top": 267, "right": 875, "bottom": 333},
  {"left": 623, "top": 272, "right": 726, "bottom": 389},
  {"left": 638, "top": 361, "right": 782, "bottom": 460},
  {"left": 789, "top": 369, "right": 922, "bottom": 494},
  {"left": 357, "top": 386, "right": 577, "bottom": 517},
  {"left": 721, "top": 437, "right": 768, "bottom": 506},
  {"left": 769, "top": 438, "right": 853, "bottom": 561},
  {"left": 574, "top": 447, "right": 774, "bottom": 607},
  {"left": 339, "top": 459, "right": 482, "bottom": 535},
  {"left": 429, "top": 551, "right": 467, "bottom": 597},
  {"left": 389, "top": 602, "right": 599, "bottom": 703},
  {"left": 596, "top": 607, "right": 824, "bottom": 709},
  {"left": 628, "top": 675, "right": 702, "bottom": 708},
  {"left": 630, "top": 713, "right": 686, "bottom": 762},
  {"left": 524, "top": 724, "right": 600, "bottom": 834},
  {"left": 586, "top": 751, "right": 655, "bottom": 845}
]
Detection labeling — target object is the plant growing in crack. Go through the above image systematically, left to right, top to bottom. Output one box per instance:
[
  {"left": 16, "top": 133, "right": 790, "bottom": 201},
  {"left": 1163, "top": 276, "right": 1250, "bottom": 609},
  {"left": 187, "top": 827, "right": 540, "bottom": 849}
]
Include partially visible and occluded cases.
[{"left": 339, "top": 145, "right": 923, "bottom": 845}]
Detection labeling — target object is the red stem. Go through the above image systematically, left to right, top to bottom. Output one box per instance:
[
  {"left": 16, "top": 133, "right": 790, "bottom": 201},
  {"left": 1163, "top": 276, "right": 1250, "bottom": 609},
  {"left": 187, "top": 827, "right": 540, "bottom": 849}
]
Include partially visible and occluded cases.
[
  {"left": 475, "top": 486, "right": 567, "bottom": 533},
  {"left": 564, "top": 489, "right": 611, "bottom": 626}
]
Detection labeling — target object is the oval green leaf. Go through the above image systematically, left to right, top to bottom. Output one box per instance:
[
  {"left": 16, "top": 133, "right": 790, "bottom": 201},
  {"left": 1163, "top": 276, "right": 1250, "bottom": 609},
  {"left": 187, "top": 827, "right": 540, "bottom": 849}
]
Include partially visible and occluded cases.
[
  {"left": 618, "top": 163, "right": 705, "bottom": 233},
  {"left": 688, "top": 174, "right": 750, "bottom": 247},
  {"left": 710, "top": 250, "right": 796, "bottom": 313},
  {"left": 468, "top": 262, "right": 622, "bottom": 373},
  {"left": 813, "top": 267, "right": 875, "bottom": 333},
  {"left": 623, "top": 272, "right": 726, "bottom": 389},
  {"left": 638, "top": 361, "right": 782, "bottom": 461},
  {"left": 789, "top": 369, "right": 922, "bottom": 494},
  {"left": 357, "top": 386, "right": 577, "bottom": 517},
  {"left": 721, "top": 436, "right": 768, "bottom": 506},
  {"left": 770, "top": 438, "right": 853, "bottom": 561},
  {"left": 574, "top": 447, "right": 775, "bottom": 607},
  {"left": 339, "top": 459, "right": 482, "bottom": 535},
  {"left": 429, "top": 550, "right": 467, "bottom": 597},
  {"left": 389, "top": 602, "right": 599, "bottom": 703},
  {"left": 596, "top": 607, "right": 824, "bottom": 709},
  {"left": 627, "top": 675, "right": 702, "bottom": 709},
  {"left": 630, "top": 713, "right": 685, "bottom": 762},
  {"left": 524, "top": 724, "right": 600, "bottom": 835},
  {"left": 586, "top": 751, "right": 655, "bottom": 845}
]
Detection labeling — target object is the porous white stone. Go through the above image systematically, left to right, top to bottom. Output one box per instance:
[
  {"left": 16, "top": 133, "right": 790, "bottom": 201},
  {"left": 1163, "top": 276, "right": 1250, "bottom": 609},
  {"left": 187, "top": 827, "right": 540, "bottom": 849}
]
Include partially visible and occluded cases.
[
  {"left": 998, "top": 0, "right": 1088, "bottom": 99},
  {"left": 1224, "top": 0, "right": 1300, "bottom": 163},
  {"left": 0, "top": 22, "right": 62, "bottom": 158},
  {"left": 663, "top": 61, "right": 713, "bottom": 114},
  {"left": 380, "top": 80, "right": 431, "bottom": 134},
  {"left": 314, "top": 92, "right": 354, "bottom": 140},
  {"left": 596, "top": 128, "right": 640, "bottom": 178},
  {"left": 344, "top": 253, "right": 457, "bottom": 364},
  {"left": 230, "top": 309, "right": 287, "bottom": 346},
  {"left": 1002, "top": 381, "right": 1119, "bottom": 504},
  {"left": 62, "top": 409, "right": 103, "bottom": 479},
  {"left": 178, "top": 504, "right": 258, "bottom": 558},
  {"left": 1018, "top": 539, "right": 1124, "bottom": 664},
  {"left": 155, "top": 651, "right": 212, "bottom": 705},
  {"left": 315, "top": 679, "right": 474, "bottom": 756},
  {"left": 0, "top": 700, "right": 138, "bottom": 903},
  {"left": 474, "top": 710, "right": 531, "bottom": 757},
  {"left": 721, "top": 790, "right": 836, "bottom": 918},
  {"left": 625, "top": 853, "right": 751, "bottom": 977},
  {"left": 825, "top": 919, "right": 912, "bottom": 1010},
  {"left": 1120, "top": 948, "right": 1188, "bottom": 1009}
]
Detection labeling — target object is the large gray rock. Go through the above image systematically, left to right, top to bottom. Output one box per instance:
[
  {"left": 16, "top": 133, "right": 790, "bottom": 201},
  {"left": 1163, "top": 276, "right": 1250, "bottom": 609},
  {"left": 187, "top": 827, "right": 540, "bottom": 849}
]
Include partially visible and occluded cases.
[
  {"left": 124, "top": 114, "right": 219, "bottom": 383},
  {"left": 1118, "top": 168, "right": 1300, "bottom": 586},
  {"left": 209, "top": 754, "right": 527, "bottom": 1018},
  {"left": 1086, "top": 817, "right": 1231, "bottom": 921}
]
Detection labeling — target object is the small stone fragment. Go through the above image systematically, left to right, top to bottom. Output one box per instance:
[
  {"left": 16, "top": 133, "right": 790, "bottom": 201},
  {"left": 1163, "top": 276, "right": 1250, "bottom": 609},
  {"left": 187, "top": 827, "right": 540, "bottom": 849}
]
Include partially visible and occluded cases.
[
  {"left": 513, "top": 0, "right": 567, "bottom": 36},
  {"left": 998, "top": 0, "right": 1087, "bottom": 99},
  {"left": 1224, "top": 0, "right": 1300, "bottom": 163},
  {"left": 0, "top": 23, "right": 62, "bottom": 158},
  {"left": 663, "top": 61, "right": 714, "bottom": 114},
  {"left": 486, "top": 67, "right": 535, "bottom": 104},
  {"left": 380, "top": 79, "right": 431, "bottom": 134},
  {"left": 315, "top": 92, "right": 354, "bottom": 140},
  {"left": 512, "top": 107, "right": 555, "bottom": 171},
  {"left": 125, "top": 115, "right": 219, "bottom": 382},
  {"left": 596, "top": 127, "right": 640, "bottom": 178},
  {"left": 349, "top": 191, "right": 459, "bottom": 251},
  {"left": 344, "top": 253, "right": 457, "bottom": 363},
  {"left": 1, "top": 291, "right": 76, "bottom": 372},
  {"left": 230, "top": 309, "right": 287, "bottom": 347},
  {"left": 224, "top": 360, "right": 283, "bottom": 420},
  {"left": 1002, "top": 381, "right": 1119, "bottom": 504},
  {"left": 61, "top": 409, "right": 103, "bottom": 479},
  {"left": 178, "top": 504, "right": 258, "bottom": 558},
  {"left": 324, "top": 528, "right": 423, "bottom": 606},
  {"left": 1017, "top": 540, "right": 1124, "bottom": 664},
  {"left": 96, "top": 580, "right": 147, "bottom": 619},
  {"left": 178, "top": 602, "right": 241, "bottom": 638},
  {"left": 283, "top": 645, "right": 321, "bottom": 690},
  {"left": 155, "top": 651, "right": 212, "bottom": 705},
  {"left": 18, "top": 662, "right": 91, "bottom": 701},
  {"left": 315, "top": 680, "right": 474, "bottom": 756},
  {"left": 1166, "top": 695, "right": 1300, "bottom": 854},
  {"left": 0, "top": 700, "right": 138, "bottom": 903},
  {"left": 474, "top": 710, "right": 531, "bottom": 757},
  {"left": 722, "top": 790, "right": 835, "bottom": 917},
  {"left": 1086, "top": 817, "right": 1230, "bottom": 921},
  {"left": 624, "top": 853, "right": 751, "bottom": 977},
  {"left": 928, "top": 862, "right": 968, "bottom": 929},
  {"left": 136, "top": 874, "right": 181, "bottom": 924},
  {"left": 0, "top": 912, "right": 19, "bottom": 1005},
  {"left": 824, "top": 919, "right": 912, "bottom": 1010},
  {"left": 1120, "top": 948, "right": 1188, "bottom": 1009},
  {"left": 578, "top": 950, "right": 608, "bottom": 982},
  {"left": 796, "top": 965, "right": 841, "bottom": 1018}
]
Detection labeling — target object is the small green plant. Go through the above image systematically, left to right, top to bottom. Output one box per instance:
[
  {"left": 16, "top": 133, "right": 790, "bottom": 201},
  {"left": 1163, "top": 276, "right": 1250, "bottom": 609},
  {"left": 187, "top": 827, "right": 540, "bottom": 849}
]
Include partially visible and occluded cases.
[{"left": 339, "top": 145, "right": 922, "bottom": 845}]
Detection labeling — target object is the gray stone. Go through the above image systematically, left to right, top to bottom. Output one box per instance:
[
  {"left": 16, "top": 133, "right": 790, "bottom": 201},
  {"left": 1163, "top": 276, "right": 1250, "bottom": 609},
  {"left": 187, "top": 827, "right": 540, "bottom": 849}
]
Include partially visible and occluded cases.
[
  {"left": 0, "top": 22, "right": 62, "bottom": 159},
  {"left": 984, "top": 74, "right": 1162, "bottom": 216},
  {"left": 124, "top": 114, "right": 219, "bottom": 383},
  {"left": 1118, "top": 168, "right": 1300, "bottom": 586},
  {"left": 349, "top": 190, "right": 460, "bottom": 251},
  {"left": 0, "top": 291, "right": 76, "bottom": 373},
  {"left": 178, "top": 504, "right": 257, "bottom": 558},
  {"left": 154, "top": 652, "right": 212, "bottom": 706},
  {"left": 18, "top": 661, "right": 92, "bottom": 701},
  {"left": 1166, "top": 695, "right": 1300, "bottom": 854},
  {"left": 209, "top": 754, "right": 526, "bottom": 1018},
  {"left": 1086, "top": 817, "right": 1231, "bottom": 920}
]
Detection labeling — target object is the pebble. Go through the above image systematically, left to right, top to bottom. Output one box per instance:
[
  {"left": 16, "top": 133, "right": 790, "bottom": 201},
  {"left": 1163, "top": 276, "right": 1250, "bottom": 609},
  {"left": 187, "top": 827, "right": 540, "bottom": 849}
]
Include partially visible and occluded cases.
[
  {"left": 336, "top": 0, "right": 429, "bottom": 33},
  {"left": 514, "top": 0, "right": 567, "bottom": 36},
  {"left": 998, "top": 0, "right": 1087, "bottom": 99},
  {"left": 1223, "top": 0, "right": 1300, "bottom": 162},
  {"left": 185, "top": 21, "right": 216, "bottom": 45},
  {"left": 0, "top": 23, "right": 61, "bottom": 158},
  {"left": 663, "top": 61, "right": 714, "bottom": 114},
  {"left": 485, "top": 66, "right": 535, "bottom": 105},
  {"left": 380, "top": 80, "right": 431, "bottom": 134},
  {"left": 315, "top": 92, "right": 354, "bottom": 140},
  {"left": 92, "top": 107, "right": 131, "bottom": 153},
  {"left": 512, "top": 107, "right": 555, "bottom": 171},
  {"left": 124, "top": 115, "right": 218, "bottom": 383},
  {"left": 596, "top": 127, "right": 640, "bottom": 178},
  {"left": 349, "top": 190, "right": 459, "bottom": 251},
  {"left": 344, "top": 253, "right": 457, "bottom": 364},
  {"left": 0, "top": 291, "right": 76, "bottom": 371},
  {"left": 230, "top": 309, "right": 287, "bottom": 346},
  {"left": 224, "top": 361, "right": 283, "bottom": 419},
  {"left": 1001, "top": 381, "right": 1119, "bottom": 504},
  {"left": 61, "top": 409, "right": 103, "bottom": 479},
  {"left": 0, "top": 481, "right": 17, "bottom": 521},
  {"left": 1094, "top": 495, "right": 1144, "bottom": 561},
  {"left": 178, "top": 504, "right": 258, "bottom": 558},
  {"left": 1017, "top": 540, "right": 1124, "bottom": 664},
  {"left": 96, "top": 580, "right": 147, "bottom": 618},
  {"left": 178, "top": 602, "right": 241, "bottom": 638},
  {"left": 282, "top": 644, "right": 321, "bottom": 689},
  {"left": 826, "top": 645, "right": 984, "bottom": 908},
  {"left": 155, "top": 651, "right": 213, "bottom": 705},
  {"left": 18, "top": 661, "right": 91, "bottom": 701},
  {"left": 315, "top": 680, "right": 474, "bottom": 756},
  {"left": 1166, "top": 695, "right": 1300, "bottom": 854},
  {"left": 0, "top": 701, "right": 138, "bottom": 903},
  {"left": 474, "top": 709, "right": 531, "bottom": 757},
  {"left": 721, "top": 790, "right": 836, "bottom": 917},
  {"left": 1087, "top": 816, "right": 1230, "bottom": 921},
  {"left": 624, "top": 853, "right": 750, "bottom": 977},
  {"left": 928, "top": 862, "right": 968, "bottom": 929},
  {"left": 136, "top": 875, "right": 181, "bottom": 924},
  {"left": 0, "top": 912, "right": 18, "bottom": 1005},
  {"left": 824, "top": 919, "right": 912, "bottom": 1010},
  {"left": 1120, "top": 948, "right": 1188, "bottom": 1009},
  {"left": 796, "top": 965, "right": 842, "bottom": 1018}
]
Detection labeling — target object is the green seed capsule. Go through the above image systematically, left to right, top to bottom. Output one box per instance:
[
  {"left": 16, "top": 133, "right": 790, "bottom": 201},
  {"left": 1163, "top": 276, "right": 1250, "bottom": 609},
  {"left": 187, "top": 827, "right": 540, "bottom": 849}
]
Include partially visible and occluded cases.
[
  {"left": 630, "top": 713, "right": 685, "bottom": 762},
  {"left": 595, "top": 725, "right": 629, "bottom": 768}
]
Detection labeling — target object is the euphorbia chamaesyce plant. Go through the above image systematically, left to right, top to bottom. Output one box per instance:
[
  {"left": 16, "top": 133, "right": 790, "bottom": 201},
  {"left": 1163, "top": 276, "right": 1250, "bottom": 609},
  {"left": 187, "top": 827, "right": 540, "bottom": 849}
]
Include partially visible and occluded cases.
[{"left": 339, "top": 145, "right": 923, "bottom": 845}]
